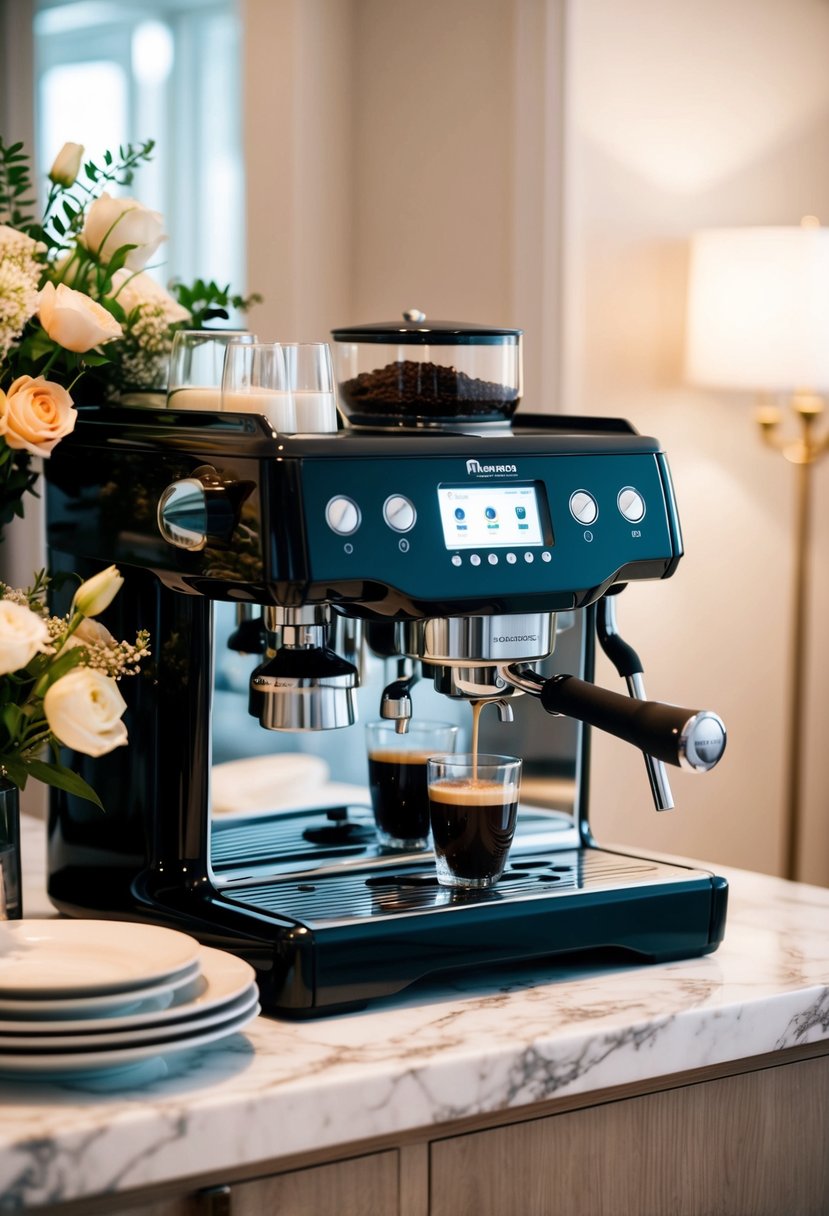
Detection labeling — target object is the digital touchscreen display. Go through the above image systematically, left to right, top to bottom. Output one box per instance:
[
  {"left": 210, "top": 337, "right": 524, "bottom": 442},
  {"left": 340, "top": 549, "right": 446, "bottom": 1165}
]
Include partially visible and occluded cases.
[{"left": 437, "top": 483, "right": 546, "bottom": 549}]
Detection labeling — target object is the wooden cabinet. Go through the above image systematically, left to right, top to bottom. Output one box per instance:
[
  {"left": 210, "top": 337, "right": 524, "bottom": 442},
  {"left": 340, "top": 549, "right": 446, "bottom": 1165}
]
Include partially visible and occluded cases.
[
  {"left": 33, "top": 1048, "right": 829, "bottom": 1216},
  {"left": 430, "top": 1056, "right": 829, "bottom": 1216}
]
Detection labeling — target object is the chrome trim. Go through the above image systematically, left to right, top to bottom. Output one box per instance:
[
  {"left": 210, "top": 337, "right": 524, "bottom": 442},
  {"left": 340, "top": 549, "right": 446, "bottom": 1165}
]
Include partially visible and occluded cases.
[
  {"left": 398, "top": 613, "right": 555, "bottom": 664},
  {"left": 678, "top": 712, "right": 727, "bottom": 772}
]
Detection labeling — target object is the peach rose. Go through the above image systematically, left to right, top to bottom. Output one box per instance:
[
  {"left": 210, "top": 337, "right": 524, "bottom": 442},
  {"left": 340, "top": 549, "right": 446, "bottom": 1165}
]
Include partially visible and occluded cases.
[
  {"left": 38, "top": 282, "right": 122, "bottom": 353},
  {"left": 0, "top": 375, "right": 77, "bottom": 457}
]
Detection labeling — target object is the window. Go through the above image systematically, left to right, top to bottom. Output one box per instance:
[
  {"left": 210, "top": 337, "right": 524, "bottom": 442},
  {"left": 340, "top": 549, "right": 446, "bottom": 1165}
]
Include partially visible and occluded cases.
[{"left": 34, "top": 0, "right": 244, "bottom": 295}]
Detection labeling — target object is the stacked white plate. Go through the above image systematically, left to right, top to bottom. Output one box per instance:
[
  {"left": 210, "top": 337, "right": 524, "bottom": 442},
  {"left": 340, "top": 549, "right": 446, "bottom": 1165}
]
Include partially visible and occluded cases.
[{"left": 0, "top": 920, "right": 259, "bottom": 1079}]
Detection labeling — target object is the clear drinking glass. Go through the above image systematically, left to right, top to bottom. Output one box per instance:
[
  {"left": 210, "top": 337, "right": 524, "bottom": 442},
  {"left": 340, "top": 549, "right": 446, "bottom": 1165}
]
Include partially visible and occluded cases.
[
  {"left": 166, "top": 329, "right": 257, "bottom": 411},
  {"left": 221, "top": 341, "right": 297, "bottom": 431},
  {"left": 282, "top": 342, "right": 339, "bottom": 433},
  {"left": 366, "top": 720, "right": 458, "bottom": 851},
  {"left": 427, "top": 754, "right": 522, "bottom": 889}
]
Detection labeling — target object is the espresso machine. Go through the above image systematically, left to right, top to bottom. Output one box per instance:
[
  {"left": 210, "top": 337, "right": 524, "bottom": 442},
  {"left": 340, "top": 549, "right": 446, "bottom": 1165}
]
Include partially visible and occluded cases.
[{"left": 43, "top": 322, "right": 728, "bottom": 1017}]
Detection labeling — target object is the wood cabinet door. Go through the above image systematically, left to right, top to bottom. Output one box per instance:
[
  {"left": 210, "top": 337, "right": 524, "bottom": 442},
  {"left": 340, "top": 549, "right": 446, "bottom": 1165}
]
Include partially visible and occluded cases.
[
  {"left": 430, "top": 1057, "right": 829, "bottom": 1216},
  {"left": 231, "top": 1150, "right": 399, "bottom": 1216}
]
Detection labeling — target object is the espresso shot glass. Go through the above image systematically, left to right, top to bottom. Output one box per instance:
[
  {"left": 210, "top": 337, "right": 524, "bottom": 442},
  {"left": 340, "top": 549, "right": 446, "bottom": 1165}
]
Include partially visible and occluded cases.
[
  {"left": 366, "top": 720, "right": 458, "bottom": 851},
  {"left": 427, "top": 754, "right": 522, "bottom": 889}
]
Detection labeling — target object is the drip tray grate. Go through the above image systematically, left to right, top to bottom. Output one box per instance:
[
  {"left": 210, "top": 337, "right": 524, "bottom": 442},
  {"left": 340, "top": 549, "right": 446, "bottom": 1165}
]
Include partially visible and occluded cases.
[{"left": 221, "top": 849, "right": 693, "bottom": 927}]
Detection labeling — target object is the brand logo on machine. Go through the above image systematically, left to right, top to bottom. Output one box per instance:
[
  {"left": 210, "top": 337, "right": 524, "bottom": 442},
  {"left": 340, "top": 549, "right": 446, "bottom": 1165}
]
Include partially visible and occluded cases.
[
  {"left": 465, "top": 458, "right": 518, "bottom": 476},
  {"left": 493, "top": 634, "right": 538, "bottom": 644}
]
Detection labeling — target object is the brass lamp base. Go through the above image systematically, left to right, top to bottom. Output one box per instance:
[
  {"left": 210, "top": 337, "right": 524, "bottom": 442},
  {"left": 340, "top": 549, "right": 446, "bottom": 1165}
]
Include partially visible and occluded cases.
[{"left": 757, "top": 392, "right": 829, "bottom": 881}]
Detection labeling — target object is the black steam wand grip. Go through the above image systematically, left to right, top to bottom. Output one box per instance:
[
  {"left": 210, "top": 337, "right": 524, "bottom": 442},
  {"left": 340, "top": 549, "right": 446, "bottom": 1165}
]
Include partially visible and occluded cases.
[{"left": 538, "top": 675, "right": 726, "bottom": 771}]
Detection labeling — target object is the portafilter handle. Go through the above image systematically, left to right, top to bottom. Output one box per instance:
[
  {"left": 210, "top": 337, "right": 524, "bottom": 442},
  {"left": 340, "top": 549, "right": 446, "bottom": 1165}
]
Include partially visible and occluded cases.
[{"left": 502, "top": 666, "right": 726, "bottom": 772}]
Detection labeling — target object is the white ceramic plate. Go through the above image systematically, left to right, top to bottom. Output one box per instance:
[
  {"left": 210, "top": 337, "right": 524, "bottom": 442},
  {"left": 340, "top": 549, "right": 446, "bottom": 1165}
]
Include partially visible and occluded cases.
[
  {"left": 0, "top": 920, "right": 202, "bottom": 997},
  {"left": 0, "top": 946, "right": 256, "bottom": 1035},
  {"left": 0, "top": 959, "right": 200, "bottom": 1019},
  {"left": 0, "top": 985, "right": 259, "bottom": 1051},
  {"left": 0, "top": 1002, "right": 260, "bottom": 1077}
]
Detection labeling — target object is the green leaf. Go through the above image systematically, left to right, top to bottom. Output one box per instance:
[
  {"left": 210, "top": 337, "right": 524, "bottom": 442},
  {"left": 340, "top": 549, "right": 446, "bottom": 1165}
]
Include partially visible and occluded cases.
[
  {"left": 0, "top": 757, "right": 28, "bottom": 790},
  {"left": 24, "top": 758, "right": 104, "bottom": 809}
]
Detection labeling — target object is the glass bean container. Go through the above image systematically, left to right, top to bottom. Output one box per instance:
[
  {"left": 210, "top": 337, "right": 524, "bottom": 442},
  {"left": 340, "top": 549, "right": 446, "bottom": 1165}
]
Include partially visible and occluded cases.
[{"left": 330, "top": 310, "right": 522, "bottom": 429}]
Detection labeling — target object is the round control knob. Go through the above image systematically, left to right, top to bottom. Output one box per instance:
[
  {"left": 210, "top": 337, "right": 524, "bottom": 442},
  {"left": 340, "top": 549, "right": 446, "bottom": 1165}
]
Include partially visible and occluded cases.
[
  {"left": 157, "top": 468, "right": 236, "bottom": 551},
  {"left": 618, "top": 486, "right": 645, "bottom": 523},
  {"left": 569, "top": 490, "right": 598, "bottom": 526},
  {"left": 383, "top": 494, "right": 416, "bottom": 533},
  {"left": 325, "top": 496, "right": 361, "bottom": 536}
]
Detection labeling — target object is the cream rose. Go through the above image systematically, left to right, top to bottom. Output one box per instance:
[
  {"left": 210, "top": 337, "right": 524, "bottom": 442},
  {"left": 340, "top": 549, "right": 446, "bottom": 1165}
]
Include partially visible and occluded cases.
[
  {"left": 48, "top": 142, "right": 84, "bottom": 187},
  {"left": 81, "top": 192, "right": 166, "bottom": 272},
  {"left": 111, "top": 269, "right": 191, "bottom": 325},
  {"left": 38, "top": 282, "right": 122, "bottom": 353},
  {"left": 0, "top": 375, "right": 77, "bottom": 457},
  {"left": 0, "top": 601, "right": 50, "bottom": 676},
  {"left": 63, "top": 618, "right": 117, "bottom": 650},
  {"left": 44, "top": 668, "right": 128, "bottom": 758}
]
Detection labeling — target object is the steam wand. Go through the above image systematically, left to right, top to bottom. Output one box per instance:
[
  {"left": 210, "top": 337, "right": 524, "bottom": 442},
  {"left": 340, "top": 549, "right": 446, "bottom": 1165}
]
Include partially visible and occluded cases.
[{"left": 595, "top": 592, "right": 675, "bottom": 811}]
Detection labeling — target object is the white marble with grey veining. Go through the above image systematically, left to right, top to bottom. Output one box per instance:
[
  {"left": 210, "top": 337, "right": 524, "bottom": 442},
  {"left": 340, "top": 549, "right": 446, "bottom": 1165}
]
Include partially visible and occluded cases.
[{"left": 1, "top": 813, "right": 828, "bottom": 1211}]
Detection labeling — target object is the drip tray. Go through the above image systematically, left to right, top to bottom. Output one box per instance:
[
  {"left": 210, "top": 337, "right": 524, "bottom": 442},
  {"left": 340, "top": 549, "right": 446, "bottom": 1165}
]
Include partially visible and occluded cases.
[
  {"left": 210, "top": 803, "right": 575, "bottom": 876},
  {"left": 221, "top": 849, "right": 703, "bottom": 928}
]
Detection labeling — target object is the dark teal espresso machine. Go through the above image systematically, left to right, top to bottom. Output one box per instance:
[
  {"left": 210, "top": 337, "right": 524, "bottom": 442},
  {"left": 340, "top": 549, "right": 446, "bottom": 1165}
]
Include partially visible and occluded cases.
[{"left": 43, "top": 323, "right": 727, "bottom": 1016}]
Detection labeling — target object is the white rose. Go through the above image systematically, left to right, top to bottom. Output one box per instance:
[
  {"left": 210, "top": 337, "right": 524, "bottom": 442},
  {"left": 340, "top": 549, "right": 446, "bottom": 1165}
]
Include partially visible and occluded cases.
[
  {"left": 48, "top": 142, "right": 84, "bottom": 187},
  {"left": 81, "top": 192, "right": 166, "bottom": 272},
  {"left": 111, "top": 269, "right": 191, "bottom": 325},
  {"left": 38, "top": 282, "right": 122, "bottom": 353},
  {"left": 71, "top": 565, "right": 124, "bottom": 618},
  {"left": 0, "top": 601, "right": 51, "bottom": 676},
  {"left": 44, "top": 668, "right": 128, "bottom": 758}
]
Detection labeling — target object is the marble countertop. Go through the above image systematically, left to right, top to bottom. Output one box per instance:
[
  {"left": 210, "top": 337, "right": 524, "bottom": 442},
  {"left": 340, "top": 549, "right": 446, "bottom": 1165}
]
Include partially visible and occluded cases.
[{"left": 2, "top": 812, "right": 829, "bottom": 1211}]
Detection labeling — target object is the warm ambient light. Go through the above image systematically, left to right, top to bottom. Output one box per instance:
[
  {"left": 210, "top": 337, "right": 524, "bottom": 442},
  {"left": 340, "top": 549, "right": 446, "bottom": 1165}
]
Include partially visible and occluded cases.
[
  {"left": 685, "top": 222, "right": 829, "bottom": 884},
  {"left": 685, "top": 225, "right": 829, "bottom": 392}
]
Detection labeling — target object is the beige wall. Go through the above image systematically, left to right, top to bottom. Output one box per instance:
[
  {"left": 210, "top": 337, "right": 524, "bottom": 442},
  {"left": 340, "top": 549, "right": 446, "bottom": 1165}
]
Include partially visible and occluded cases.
[
  {"left": 242, "top": 0, "right": 829, "bottom": 883},
  {"left": 243, "top": 0, "right": 563, "bottom": 408},
  {"left": 564, "top": 0, "right": 829, "bottom": 882}
]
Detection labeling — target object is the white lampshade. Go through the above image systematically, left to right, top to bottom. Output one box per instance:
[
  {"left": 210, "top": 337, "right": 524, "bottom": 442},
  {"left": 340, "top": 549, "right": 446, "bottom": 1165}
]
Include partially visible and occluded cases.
[{"left": 685, "top": 225, "right": 829, "bottom": 391}]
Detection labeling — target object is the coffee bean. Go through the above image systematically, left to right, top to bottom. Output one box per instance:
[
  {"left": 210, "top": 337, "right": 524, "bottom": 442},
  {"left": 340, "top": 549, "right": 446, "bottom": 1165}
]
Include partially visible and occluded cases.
[{"left": 340, "top": 359, "right": 518, "bottom": 422}]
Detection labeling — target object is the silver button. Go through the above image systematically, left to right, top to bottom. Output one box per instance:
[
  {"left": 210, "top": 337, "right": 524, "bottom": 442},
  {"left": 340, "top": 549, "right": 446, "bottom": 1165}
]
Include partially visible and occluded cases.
[
  {"left": 617, "top": 486, "right": 645, "bottom": 523},
  {"left": 569, "top": 489, "right": 598, "bottom": 525},
  {"left": 383, "top": 494, "right": 416, "bottom": 532},
  {"left": 325, "top": 496, "right": 361, "bottom": 535},
  {"left": 541, "top": 551, "right": 552, "bottom": 563},
  {"left": 506, "top": 552, "right": 517, "bottom": 564},
  {"left": 524, "top": 552, "right": 534, "bottom": 563},
  {"left": 488, "top": 553, "right": 498, "bottom": 565},
  {"left": 451, "top": 554, "right": 462, "bottom": 567},
  {"left": 470, "top": 554, "right": 481, "bottom": 566}
]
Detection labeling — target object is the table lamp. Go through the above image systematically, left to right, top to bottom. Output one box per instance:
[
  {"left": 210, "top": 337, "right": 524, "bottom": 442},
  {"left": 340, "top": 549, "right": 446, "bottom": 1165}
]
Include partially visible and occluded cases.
[{"left": 685, "top": 221, "right": 829, "bottom": 881}]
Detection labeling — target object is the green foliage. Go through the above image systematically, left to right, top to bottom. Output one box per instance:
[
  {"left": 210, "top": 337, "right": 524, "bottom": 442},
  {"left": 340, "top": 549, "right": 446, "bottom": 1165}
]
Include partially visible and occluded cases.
[
  {"left": 0, "top": 139, "right": 38, "bottom": 231},
  {"left": 171, "top": 277, "right": 262, "bottom": 329}
]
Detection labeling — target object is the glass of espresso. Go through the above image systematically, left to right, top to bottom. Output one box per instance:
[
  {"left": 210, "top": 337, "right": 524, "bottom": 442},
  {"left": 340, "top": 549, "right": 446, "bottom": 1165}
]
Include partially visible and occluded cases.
[
  {"left": 366, "top": 720, "right": 459, "bottom": 851},
  {"left": 427, "top": 754, "right": 522, "bottom": 889}
]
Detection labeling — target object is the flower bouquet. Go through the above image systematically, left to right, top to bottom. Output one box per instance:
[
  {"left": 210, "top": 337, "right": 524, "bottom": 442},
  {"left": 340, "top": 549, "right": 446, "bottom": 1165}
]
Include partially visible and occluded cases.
[
  {"left": 0, "top": 135, "right": 258, "bottom": 528},
  {"left": 0, "top": 565, "right": 149, "bottom": 917}
]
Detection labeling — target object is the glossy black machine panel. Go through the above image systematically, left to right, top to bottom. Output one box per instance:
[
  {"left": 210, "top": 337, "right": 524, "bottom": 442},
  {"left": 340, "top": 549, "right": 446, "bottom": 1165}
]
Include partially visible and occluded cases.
[{"left": 44, "top": 407, "right": 727, "bottom": 1015}]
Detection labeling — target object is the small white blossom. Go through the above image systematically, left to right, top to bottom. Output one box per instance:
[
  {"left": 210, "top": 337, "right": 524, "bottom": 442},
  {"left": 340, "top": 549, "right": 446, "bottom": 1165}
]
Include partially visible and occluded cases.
[{"left": 0, "top": 225, "right": 43, "bottom": 360}]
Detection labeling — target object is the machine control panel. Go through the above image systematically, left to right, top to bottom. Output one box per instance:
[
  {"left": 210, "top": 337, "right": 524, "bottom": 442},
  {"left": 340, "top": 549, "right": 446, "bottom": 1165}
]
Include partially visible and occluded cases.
[{"left": 301, "top": 447, "right": 678, "bottom": 606}]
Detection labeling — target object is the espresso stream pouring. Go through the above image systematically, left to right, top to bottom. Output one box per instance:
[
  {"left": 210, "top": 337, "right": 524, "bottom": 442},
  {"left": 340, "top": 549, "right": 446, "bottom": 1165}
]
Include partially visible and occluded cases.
[{"left": 42, "top": 392, "right": 728, "bottom": 1016}]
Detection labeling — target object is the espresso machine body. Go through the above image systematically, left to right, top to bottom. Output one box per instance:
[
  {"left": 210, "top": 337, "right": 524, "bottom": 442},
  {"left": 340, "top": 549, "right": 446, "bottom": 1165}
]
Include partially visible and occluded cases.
[{"left": 44, "top": 407, "right": 727, "bottom": 1015}]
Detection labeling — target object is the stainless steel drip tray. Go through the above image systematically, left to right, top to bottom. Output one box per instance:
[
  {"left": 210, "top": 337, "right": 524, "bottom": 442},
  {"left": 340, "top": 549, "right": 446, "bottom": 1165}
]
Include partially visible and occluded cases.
[
  {"left": 210, "top": 802, "right": 578, "bottom": 881},
  {"left": 219, "top": 847, "right": 712, "bottom": 928}
]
